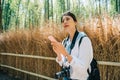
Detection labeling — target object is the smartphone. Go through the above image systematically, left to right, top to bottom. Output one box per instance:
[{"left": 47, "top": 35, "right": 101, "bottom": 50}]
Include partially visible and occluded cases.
[{"left": 48, "top": 36, "right": 57, "bottom": 42}]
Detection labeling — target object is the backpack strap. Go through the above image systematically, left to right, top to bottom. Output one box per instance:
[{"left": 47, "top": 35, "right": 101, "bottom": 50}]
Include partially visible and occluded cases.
[
  {"left": 78, "top": 34, "right": 91, "bottom": 74},
  {"left": 78, "top": 35, "right": 87, "bottom": 47},
  {"left": 78, "top": 35, "right": 92, "bottom": 75}
]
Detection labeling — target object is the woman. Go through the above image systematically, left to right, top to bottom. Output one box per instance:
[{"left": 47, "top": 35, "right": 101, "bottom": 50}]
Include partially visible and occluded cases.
[{"left": 49, "top": 11, "right": 93, "bottom": 80}]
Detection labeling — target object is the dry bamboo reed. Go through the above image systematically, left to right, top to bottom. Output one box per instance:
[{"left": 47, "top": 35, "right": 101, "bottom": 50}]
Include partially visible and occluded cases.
[{"left": 0, "top": 15, "right": 120, "bottom": 80}]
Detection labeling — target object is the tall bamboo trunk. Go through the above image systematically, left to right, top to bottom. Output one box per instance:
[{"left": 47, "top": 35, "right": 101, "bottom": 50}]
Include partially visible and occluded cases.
[
  {"left": 0, "top": 0, "right": 2, "bottom": 32},
  {"left": 44, "top": 0, "right": 49, "bottom": 22},
  {"left": 99, "top": 0, "right": 101, "bottom": 14},
  {"left": 105, "top": 0, "right": 108, "bottom": 12}
]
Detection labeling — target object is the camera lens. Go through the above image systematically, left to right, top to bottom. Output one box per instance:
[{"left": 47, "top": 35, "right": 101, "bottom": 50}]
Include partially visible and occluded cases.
[{"left": 55, "top": 67, "right": 70, "bottom": 79}]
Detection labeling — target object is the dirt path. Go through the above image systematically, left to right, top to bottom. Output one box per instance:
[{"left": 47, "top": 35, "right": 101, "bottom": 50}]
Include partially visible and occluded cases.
[{"left": 0, "top": 70, "right": 21, "bottom": 80}]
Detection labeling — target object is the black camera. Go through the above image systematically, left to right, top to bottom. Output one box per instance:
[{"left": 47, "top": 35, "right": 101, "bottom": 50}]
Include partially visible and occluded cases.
[{"left": 55, "top": 67, "right": 70, "bottom": 79}]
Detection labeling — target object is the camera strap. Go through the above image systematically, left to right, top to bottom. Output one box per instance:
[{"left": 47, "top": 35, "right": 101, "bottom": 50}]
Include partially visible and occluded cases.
[
  {"left": 63, "top": 30, "right": 79, "bottom": 54},
  {"left": 70, "top": 30, "right": 79, "bottom": 54}
]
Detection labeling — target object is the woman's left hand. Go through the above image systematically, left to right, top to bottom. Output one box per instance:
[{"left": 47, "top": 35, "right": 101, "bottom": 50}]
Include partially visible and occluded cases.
[{"left": 51, "top": 41, "right": 72, "bottom": 63}]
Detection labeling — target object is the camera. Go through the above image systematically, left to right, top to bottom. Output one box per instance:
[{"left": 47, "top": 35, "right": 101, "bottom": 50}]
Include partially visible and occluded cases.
[{"left": 55, "top": 67, "right": 70, "bottom": 79}]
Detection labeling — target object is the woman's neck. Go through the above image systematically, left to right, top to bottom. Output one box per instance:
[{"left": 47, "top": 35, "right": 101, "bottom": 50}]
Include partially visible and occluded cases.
[{"left": 69, "top": 29, "right": 76, "bottom": 41}]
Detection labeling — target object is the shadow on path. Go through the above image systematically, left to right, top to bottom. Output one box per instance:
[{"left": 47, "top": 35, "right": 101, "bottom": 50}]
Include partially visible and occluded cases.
[{"left": 0, "top": 70, "right": 21, "bottom": 80}]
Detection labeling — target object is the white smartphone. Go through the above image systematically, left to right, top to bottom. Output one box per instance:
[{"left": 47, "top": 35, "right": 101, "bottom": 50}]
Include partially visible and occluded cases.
[{"left": 48, "top": 36, "right": 57, "bottom": 42}]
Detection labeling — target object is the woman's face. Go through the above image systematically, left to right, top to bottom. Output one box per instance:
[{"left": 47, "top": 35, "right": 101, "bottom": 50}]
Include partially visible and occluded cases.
[{"left": 62, "top": 16, "right": 77, "bottom": 33}]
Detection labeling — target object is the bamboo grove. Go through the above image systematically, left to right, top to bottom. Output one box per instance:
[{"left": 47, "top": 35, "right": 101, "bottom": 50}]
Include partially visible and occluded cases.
[
  {"left": 0, "top": 0, "right": 120, "bottom": 31},
  {"left": 0, "top": 0, "right": 120, "bottom": 80},
  {"left": 0, "top": 15, "right": 120, "bottom": 80}
]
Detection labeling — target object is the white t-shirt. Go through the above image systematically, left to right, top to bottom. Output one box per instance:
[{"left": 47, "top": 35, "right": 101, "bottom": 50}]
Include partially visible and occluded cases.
[{"left": 56, "top": 32, "right": 93, "bottom": 80}]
